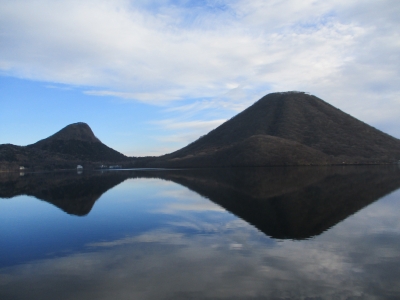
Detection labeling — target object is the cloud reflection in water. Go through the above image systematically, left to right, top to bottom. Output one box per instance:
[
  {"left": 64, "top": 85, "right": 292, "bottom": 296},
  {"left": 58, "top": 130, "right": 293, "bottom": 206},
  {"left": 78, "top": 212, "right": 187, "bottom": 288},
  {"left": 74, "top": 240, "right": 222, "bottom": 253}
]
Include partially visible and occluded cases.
[{"left": 1, "top": 167, "right": 400, "bottom": 299}]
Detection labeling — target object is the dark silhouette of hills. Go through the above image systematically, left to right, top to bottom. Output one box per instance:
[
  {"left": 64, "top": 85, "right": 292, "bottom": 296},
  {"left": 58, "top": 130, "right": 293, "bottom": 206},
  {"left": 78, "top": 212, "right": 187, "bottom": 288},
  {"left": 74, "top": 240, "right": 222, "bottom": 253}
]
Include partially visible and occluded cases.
[
  {"left": 2, "top": 92, "right": 400, "bottom": 170},
  {"left": 148, "top": 92, "right": 400, "bottom": 167},
  {"left": 0, "top": 122, "right": 128, "bottom": 171},
  {"left": 28, "top": 122, "right": 127, "bottom": 162},
  {"left": 33, "top": 122, "right": 101, "bottom": 143},
  {"left": 150, "top": 135, "right": 331, "bottom": 167},
  {"left": 2, "top": 166, "right": 400, "bottom": 239}
]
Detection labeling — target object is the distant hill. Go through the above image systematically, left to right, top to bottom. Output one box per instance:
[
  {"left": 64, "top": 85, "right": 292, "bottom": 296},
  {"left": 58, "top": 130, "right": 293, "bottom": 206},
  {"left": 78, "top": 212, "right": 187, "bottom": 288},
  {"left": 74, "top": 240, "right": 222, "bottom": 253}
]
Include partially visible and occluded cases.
[
  {"left": 148, "top": 92, "right": 400, "bottom": 167},
  {"left": 0, "top": 122, "right": 128, "bottom": 171}
]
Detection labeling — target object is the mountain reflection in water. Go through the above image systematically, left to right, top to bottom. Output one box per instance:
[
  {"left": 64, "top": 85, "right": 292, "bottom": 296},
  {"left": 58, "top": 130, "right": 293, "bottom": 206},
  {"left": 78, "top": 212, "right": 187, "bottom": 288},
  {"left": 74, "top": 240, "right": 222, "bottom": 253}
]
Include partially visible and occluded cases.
[
  {"left": 1, "top": 166, "right": 400, "bottom": 240},
  {"left": 1, "top": 166, "right": 400, "bottom": 299}
]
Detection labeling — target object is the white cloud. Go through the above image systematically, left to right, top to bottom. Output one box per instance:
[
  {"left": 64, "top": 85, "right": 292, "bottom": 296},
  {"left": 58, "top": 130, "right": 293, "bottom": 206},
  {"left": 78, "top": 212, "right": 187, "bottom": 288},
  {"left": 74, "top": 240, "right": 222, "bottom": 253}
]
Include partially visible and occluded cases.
[{"left": 1, "top": 0, "right": 400, "bottom": 140}]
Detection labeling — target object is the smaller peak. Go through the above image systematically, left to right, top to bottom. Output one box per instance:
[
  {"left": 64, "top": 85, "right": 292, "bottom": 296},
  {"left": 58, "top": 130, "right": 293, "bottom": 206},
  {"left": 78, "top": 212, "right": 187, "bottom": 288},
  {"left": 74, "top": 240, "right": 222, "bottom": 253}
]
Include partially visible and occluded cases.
[{"left": 44, "top": 122, "right": 100, "bottom": 143}]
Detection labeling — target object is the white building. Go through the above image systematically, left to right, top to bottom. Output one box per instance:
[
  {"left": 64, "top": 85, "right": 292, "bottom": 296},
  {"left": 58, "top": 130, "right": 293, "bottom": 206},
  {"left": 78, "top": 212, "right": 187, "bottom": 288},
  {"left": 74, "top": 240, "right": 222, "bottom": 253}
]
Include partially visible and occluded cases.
[{"left": 77, "top": 165, "right": 83, "bottom": 170}]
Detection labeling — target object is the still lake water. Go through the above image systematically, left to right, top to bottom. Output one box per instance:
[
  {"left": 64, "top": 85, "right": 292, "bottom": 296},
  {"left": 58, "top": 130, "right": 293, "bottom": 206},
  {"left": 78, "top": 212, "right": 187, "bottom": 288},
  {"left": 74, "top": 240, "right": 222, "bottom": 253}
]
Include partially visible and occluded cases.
[{"left": 1, "top": 166, "right": 400, "bottom": 299}]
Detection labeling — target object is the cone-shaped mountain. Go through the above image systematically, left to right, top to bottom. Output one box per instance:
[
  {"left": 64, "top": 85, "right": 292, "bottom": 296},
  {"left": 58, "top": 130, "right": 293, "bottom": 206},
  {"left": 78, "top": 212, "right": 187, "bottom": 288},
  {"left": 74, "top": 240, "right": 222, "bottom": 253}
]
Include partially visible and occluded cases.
[{"left": 153, "top": 92, "right": 400, "bottom": 167}]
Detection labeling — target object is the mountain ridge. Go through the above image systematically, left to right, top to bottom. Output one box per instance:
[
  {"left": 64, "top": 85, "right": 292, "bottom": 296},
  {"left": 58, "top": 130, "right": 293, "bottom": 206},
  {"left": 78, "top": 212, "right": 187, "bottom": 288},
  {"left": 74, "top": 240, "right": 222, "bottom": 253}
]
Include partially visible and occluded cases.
[{"left": 1, "top": 92, "right": 400, "bottom": 170}]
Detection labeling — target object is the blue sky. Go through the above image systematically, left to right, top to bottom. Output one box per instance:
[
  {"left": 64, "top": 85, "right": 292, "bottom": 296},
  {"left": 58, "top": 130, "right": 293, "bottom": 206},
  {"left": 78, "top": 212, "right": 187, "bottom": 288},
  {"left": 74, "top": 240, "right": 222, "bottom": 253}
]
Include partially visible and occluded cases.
[{"left": 1, "top": 0, "right": 399, "bottom": 156}]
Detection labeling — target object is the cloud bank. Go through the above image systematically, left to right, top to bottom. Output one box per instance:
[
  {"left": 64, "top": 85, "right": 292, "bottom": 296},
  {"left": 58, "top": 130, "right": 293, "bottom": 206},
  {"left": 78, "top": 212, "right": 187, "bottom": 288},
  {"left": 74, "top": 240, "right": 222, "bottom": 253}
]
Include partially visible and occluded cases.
[{"left": 1, "top": 0, "right": 400, "bottom": 147}]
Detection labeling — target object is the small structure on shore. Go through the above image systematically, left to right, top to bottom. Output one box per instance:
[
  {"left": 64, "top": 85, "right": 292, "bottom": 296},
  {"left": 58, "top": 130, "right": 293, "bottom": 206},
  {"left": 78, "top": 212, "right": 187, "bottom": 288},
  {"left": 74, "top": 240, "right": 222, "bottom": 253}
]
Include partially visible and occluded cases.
[{"left": 109, "top": 165, "right": 121, "bottom": 169}]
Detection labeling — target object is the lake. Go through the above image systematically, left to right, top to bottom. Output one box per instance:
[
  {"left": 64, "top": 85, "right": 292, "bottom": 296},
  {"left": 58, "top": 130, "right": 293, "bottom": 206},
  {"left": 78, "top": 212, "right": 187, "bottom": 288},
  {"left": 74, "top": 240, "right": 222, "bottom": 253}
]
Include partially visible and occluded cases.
[{"left": 1, "top": 166, "right": 400, "bottom": 299}]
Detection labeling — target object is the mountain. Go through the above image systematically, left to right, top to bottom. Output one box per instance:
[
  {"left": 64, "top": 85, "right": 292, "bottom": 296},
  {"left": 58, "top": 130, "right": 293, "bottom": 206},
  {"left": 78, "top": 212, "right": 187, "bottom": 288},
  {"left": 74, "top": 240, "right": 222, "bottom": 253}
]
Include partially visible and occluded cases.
[
  {"left": 2, "top": 92, "right": 400, "bottom": 170},
  {"left": 148, "top": 92, "right": 400, "bottom": 167},
  {"left": 0, "top": 122, "right": 128, "bottom": 171},
  {"left": 27, "top": 122, "right": 127, "bottom": 162},
  {"left": 33, "top": 122, "right": 101, "bottom": 143}
]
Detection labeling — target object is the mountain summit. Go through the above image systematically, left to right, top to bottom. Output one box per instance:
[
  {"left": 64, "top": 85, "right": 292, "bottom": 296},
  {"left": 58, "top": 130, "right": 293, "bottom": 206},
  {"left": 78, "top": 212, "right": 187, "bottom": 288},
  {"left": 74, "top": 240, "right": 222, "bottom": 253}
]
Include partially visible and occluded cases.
[
  {"left": 151, "top": 92, "right": 400, "bottom": 167},
  {"left": 34, "top": 122, "right": 101, "bottom": 143}
]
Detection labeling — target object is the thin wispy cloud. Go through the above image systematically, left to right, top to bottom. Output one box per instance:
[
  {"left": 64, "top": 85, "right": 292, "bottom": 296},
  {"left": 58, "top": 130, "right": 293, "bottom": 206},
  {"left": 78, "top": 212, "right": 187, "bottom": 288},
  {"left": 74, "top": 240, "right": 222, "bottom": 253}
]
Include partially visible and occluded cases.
[
  {"left": 84, "top": 90, "right": 183, "bottom": 105},
  {"left": 150, "top": 118, "right": 226, "bottom": 149},
  {"left": 151, "top": 119, "right": 226, "bottom": 130}
]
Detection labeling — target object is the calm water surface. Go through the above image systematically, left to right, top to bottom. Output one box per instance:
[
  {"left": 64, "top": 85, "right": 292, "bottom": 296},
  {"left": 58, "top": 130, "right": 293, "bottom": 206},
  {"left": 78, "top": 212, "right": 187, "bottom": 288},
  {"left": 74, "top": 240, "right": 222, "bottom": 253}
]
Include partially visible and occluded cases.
[{"left": 1, "top": 166, "right": 400, "bottom": 299}]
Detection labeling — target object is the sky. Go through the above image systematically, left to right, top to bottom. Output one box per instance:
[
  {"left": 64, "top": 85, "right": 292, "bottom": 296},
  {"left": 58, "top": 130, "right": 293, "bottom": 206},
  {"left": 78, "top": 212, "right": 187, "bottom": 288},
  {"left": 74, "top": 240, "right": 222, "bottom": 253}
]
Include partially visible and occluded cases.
[{"left": 1, "top": 0, "right": 399, "bottom": 156}]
